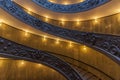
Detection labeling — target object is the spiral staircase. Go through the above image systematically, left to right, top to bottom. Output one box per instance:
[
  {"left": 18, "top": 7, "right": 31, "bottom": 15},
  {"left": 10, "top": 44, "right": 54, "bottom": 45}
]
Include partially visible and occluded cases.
[{"left": 0, "top": 0, "right": 120, "bottom": 80}]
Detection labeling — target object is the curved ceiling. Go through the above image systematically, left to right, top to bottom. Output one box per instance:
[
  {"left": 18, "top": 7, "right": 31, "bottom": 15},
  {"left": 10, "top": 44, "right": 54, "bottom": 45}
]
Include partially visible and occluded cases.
[{"left": 14, "top": 0, "right": 120, "bottom": 21}]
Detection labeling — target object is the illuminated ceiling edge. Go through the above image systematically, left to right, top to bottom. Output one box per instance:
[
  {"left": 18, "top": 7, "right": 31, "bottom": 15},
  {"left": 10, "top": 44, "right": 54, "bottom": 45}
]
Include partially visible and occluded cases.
[{"left": 14, "top": 0, "right": 120, "bottom": 21}]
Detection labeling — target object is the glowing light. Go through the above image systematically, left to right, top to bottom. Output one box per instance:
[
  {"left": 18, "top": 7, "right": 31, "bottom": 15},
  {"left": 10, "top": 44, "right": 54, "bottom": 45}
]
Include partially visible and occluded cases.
[
  {"left": 48, "top": 0, "right": 54, "bottom": 3},
  {"left": 48, "top": 0, "right": 84, "bottom": 5},
  {"left": 80, "top": 0, "right": 85, "bottom": 2},
  {"left": 64, "top": 2, "right": 68, "bottom": 5},
  {"left": 27, "top": 8, "right": 32, "bottom": 14},
  {"left": 117, "top": 9, "right": 120, "bottom": 13},
  {"left": 45, "top": 16, "right": 49, "bottom": 22},
  {"left": 94, "top": 17, "right": 99, "bottom": 23},
  {"left": 61, "top": 19, "right": 65, "bottom": 25},
  {"left": 76, "top": 19, "right": 81, "bottom": 25},
  {"left": 0, "top": 20, "right": 3, "bottom": 26},
  {"left": 95, "top": 20, "right": 98, "bottom": 23},
  {"left": 0, "top": 23, "right": 2, "bottom": 26},
  {"left": 24, "top": 30, "right": 29, "bottom": 37},
  {"left": 42, "top": 35, "right": 47, "bottom": 42},
  {"left": 55, "top": 38, "right": 60, "bottom": 44},
  {"left": 68, "top": 42, "right": 73, "bottom": 48},
  {"left": 80, "top": 45, "right": 88, "bottom": 53},
  {"left": 83, "top": 45, "right": 87, "bottom": 50},
  {"left": 0, "top": 57, "right": 8, "bottom": 59},
  {"left": 18, "top": 60, "right": 26, "bottom": 67},
  {"left": 21, "top": 61, "right": 24, "bottom": 65},
  {"left": 38, "top": 64, "right": 42, "bottom": 67},
  {"left": 51, "top": 69, "right": 55, "bottom": 72}
]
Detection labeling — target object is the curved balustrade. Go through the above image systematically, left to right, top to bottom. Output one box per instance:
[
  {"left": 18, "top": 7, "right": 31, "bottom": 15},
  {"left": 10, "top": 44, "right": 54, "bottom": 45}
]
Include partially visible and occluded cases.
[
  {"left": 0, "top": 0, "right": 120, "bottom": 63},
  {"left": 32, "top": 0, "right": 110, "bottom": 13},
  {"left": 0, "top": 36, "right": 82, "bottom": 80},
  {"left": 48, "top": 53, "right": 113, "bottom": 80}
]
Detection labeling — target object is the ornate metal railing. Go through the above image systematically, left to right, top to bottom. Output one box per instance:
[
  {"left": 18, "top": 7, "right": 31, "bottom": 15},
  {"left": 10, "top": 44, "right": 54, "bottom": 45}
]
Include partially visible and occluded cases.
[
  {"left": 0, "top": 0, "right": 120, "bottom": 63},
  {"left": 32, "top": 0, "right": 110, "bottom": 13},
  {"left": 0, "top": 22, "right": 114, "bottom": 80},
  {"left": 0, "top": 36, "right": 82, "bottom": 80},
  {"left": 47, "top": 53, "right": 113, "bottom": 80}
]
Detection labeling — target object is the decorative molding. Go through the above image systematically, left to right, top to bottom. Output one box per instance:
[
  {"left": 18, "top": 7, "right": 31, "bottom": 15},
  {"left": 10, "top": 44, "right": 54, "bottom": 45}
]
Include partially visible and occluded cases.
[
  {"left": 0, "top": 0, "right": 120, "bottom": 63},
  {"left": 32, "top": 0, "right": 110, "bottom": 13},
  {"left": 0, "top": 36, "right": 82, "bottom": 80}
]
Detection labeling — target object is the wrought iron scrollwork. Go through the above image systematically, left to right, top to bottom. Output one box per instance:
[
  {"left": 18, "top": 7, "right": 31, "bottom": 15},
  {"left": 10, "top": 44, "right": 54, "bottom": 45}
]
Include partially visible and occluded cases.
[
  {"left": 0, "top": 0, "right": 120, "bottom": 62},
  {"left": 0, "top": 37, "right": 82, "bottom": 80}
]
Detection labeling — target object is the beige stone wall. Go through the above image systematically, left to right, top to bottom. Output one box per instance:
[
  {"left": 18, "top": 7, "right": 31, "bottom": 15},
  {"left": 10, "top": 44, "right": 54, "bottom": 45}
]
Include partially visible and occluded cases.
[
  {"left": 0, "top": 23, "right": 120, "bottom": 80},
  {"left": 0, "top": 59, "right": 66, "bottom": 80}
]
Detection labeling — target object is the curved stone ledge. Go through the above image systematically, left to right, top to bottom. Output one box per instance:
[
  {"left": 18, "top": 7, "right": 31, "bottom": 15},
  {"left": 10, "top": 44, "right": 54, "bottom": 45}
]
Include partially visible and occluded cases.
[
  {"left": 0, "top": 0, "right": 120, "bottom": 63},
  {"left": 32, "top": 0, "right": 110, "bottom": 13},
  {"left": 13, "top": 2, "right": 120, "bottom": 35},
  {"left": 0, "top": 23, "right": 119, "bottom": 80},
  {"left": 0, "top": 36, "right": 82, "bottom": 80}
]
